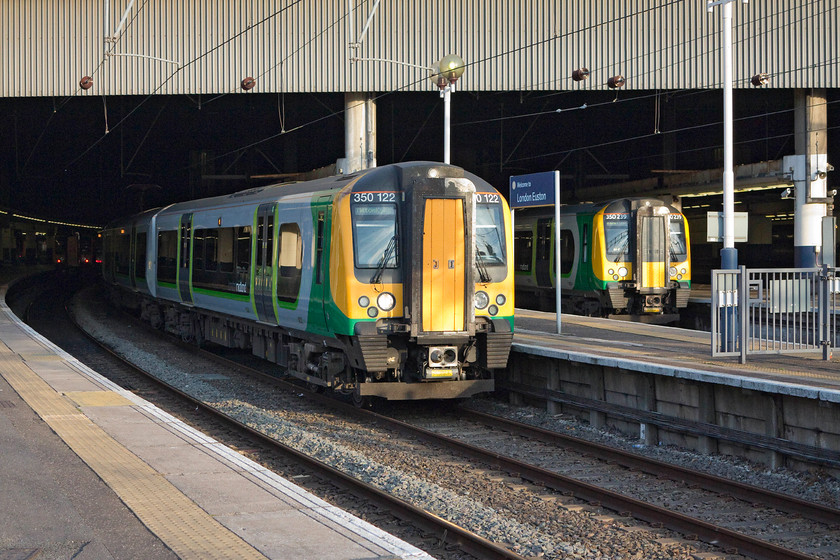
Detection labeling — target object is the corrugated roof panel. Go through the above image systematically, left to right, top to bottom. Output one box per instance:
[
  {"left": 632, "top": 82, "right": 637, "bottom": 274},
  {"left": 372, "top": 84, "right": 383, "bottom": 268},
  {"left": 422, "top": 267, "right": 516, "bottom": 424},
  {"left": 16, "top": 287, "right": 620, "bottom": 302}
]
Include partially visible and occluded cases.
[{"left": 1, "top": 0, "right": 837, "bottom": 98}]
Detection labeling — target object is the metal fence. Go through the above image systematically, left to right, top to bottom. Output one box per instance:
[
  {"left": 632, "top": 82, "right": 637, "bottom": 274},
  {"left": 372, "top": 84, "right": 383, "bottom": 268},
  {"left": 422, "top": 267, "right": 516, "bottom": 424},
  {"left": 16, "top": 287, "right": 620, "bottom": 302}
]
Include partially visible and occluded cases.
[{"left": 711, "top": 266, "right": 839, "bottom": 363}]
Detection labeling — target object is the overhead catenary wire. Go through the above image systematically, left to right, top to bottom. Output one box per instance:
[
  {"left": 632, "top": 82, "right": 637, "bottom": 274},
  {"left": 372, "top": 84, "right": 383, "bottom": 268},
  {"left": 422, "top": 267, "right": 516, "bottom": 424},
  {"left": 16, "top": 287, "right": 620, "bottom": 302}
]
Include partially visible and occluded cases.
[{"left": 45, "top": 0, "right": 837, "bottom": 183}]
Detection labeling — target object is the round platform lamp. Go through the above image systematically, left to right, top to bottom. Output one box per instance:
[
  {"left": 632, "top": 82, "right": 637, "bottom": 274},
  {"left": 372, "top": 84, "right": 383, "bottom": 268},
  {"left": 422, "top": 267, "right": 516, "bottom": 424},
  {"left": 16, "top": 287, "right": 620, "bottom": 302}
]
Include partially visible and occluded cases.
[{"left": 431, "top": 54, "right": 465, "bottom": 164}]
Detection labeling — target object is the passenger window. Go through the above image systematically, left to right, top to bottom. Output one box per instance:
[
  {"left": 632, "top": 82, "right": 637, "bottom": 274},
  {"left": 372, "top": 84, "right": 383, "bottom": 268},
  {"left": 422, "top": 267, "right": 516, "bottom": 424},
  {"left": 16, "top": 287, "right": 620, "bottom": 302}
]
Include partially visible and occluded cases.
[
  {"left": 277, "top": 223, "right": 302, "bottom": 303},
  {"left": 193, "top": 229, "right": 205, "bottom": 271},
  {"left": 559, "top": 229, "right": 575, "bottom": 275},
  {"left": 157, "top": 230, "right": 178, "bottom": 284},
  {"left": 514, "top": 231, "right": 532, "bottom": 272},
  {"left": 134, "top": 233, "right": 146, "bottom": 280}
]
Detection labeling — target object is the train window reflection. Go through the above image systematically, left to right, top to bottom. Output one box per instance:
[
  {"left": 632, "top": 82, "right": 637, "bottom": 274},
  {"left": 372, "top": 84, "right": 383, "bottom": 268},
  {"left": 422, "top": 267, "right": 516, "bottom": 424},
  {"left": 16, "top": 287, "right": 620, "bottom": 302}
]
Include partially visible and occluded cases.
[
  {"left": 353, "top": 204, "right": 398, "bottom": 269},
  {"left": 476, "top": 204, "right": 506, "bottom": 266},
  {"left": 605, "top": 216, "right": 631, "bottom": 262},
  {"left": 669, "top": 217, "right": 688, "bottom": 262}
]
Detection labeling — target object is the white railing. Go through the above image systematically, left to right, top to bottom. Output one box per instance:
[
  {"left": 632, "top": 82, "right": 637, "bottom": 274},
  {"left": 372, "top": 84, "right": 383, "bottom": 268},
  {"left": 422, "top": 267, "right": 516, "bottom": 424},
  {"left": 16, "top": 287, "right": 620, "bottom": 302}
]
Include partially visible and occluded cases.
[{"left": 711, "top": 266, "right": 839, "bottom": 363}]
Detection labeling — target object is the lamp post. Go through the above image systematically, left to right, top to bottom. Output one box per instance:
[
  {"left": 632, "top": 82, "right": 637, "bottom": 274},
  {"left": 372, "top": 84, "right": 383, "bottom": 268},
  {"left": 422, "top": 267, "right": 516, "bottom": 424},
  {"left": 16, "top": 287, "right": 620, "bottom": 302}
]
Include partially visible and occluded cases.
[
  {"left": 707, "top": 0, "right": 747, "bottom": 270},
  {"left": 430, "top": 54, "right": 465, "bottom": 164}
]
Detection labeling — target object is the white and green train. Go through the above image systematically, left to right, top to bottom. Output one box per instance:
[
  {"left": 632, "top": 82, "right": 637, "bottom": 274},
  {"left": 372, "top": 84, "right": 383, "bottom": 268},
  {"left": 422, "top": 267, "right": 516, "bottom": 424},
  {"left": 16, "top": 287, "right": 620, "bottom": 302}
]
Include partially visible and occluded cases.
[
  {"left": 101, "top": 162, "right": 514, "bottom": 403},
  {"left": 514, "top": 198, "right": 691, "bottom": 322}
]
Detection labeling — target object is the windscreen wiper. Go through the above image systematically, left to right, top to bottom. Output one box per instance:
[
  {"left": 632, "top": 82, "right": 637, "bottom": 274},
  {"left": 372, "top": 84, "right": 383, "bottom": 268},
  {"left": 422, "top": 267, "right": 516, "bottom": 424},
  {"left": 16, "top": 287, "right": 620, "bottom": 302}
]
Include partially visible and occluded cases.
[
  {"left": 371, "top": 235, "right": 397, "bottom": 284},
  {"left": 476, "top": 245, "right": 492, "bottom": 283}
]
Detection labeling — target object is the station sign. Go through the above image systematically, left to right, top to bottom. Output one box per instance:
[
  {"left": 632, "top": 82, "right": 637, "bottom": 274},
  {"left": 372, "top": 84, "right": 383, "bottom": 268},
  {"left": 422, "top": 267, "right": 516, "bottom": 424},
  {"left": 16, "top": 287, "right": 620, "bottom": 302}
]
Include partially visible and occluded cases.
[
  {"left": 509, "top": 171, "right": 558, "bottom": 208},
  {"left": 706, "top": 211, "right": 749, "bottom": 243}
]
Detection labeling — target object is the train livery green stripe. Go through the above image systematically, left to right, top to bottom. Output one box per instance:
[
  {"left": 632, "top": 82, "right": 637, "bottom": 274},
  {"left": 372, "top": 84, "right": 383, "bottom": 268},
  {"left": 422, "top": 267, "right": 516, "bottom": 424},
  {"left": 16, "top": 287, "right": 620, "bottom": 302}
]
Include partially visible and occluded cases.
[{"left": 192, "top": 287, "right": 250, "bottom": 302}]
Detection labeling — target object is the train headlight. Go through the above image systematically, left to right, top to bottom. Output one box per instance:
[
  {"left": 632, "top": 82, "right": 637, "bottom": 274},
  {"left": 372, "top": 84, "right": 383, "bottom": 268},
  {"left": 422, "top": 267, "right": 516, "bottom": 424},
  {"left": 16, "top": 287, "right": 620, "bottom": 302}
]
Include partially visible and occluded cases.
[
  {"left": 618, "top": 267, "right": 628, "bottom": 277},
  {"left": 669, "top": 267, "right": 677, "bottom": 278},
  {"left": 681, "top": 268, "right": 687, "bottom": 274},
  {"left": 608, "top": 269, "right": 615, "bottom": 275},
  {"left": 677, "top": 274, "right": 683, "bottom": 280},
  {"left": 613, "top": 275, "right": 619, "bottom": 280},
  {"left": 474, "top": 291, "right": 489, "bottom": 309},
  {"left": 377, "top": 292, "right": 396, "bottom": 311},
  {"left": 495, "top": 294, "right": 506, "bottom": 306},
  {"left": 358, "top": 295, "right": 370, "bottom": 308},
  {"left": 488, "top": 305, "right": 498, "bottom": 316},
  {"left": 367, "top": 307, "right": 379, "bottom": 318}
]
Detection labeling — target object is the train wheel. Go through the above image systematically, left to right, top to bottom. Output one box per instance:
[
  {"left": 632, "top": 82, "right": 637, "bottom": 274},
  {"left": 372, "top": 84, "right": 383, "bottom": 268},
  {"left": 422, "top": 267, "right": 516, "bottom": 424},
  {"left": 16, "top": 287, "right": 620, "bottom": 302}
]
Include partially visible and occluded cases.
[
  {"left": 306, "top": 380, "right": 324, "bottom": 394},
  {"left": 351, "top": 384, "right": 371, "bottom": 409}
]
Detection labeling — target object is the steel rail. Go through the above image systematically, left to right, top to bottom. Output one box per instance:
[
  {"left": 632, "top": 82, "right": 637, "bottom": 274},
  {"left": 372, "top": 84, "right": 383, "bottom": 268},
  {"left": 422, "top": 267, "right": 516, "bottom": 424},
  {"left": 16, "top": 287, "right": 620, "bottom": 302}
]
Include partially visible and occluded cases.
[
  {"left": 79, "top": 299, "right": 826, "bottom": 560},
  {"left": 67, "top": 306, "right": 527, "bottom": 560},
  {"left": 173, "top": 340, "right": 826, "bottom": 560},
  {"left": 353, "top": 406, "right": 822, "bottom": 560},
  {"left": 458, "top": 407, "right": 840, "bottom": 527}
]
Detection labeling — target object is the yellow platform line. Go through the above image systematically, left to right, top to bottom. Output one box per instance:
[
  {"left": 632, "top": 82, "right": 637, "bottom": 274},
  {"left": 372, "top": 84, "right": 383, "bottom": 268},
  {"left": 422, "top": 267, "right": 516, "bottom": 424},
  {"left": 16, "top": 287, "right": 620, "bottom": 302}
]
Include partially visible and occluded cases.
[{"left": 0, "top": 353, "right": 267, "bottom": 560}]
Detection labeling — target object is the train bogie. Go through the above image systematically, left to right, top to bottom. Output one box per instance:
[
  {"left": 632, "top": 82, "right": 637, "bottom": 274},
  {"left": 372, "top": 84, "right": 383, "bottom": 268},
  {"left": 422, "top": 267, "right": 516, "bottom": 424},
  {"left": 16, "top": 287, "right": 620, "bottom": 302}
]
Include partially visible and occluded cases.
[{"left": 101, "top": 162, "right": 514, "bottom": 401}]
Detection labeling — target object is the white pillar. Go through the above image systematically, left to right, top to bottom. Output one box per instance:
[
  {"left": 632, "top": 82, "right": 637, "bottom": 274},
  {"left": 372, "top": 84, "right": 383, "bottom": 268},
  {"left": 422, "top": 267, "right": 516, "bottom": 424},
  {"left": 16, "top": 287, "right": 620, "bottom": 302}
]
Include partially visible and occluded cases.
[
  {"left": 720, "top": 0, "right": 737, "bottom": 269},
  {"left": 792, "top": 89, "right": 829, "bottom": 267},
  {"left": 339, "top": 92, "right": 376, "bottom": 174}
]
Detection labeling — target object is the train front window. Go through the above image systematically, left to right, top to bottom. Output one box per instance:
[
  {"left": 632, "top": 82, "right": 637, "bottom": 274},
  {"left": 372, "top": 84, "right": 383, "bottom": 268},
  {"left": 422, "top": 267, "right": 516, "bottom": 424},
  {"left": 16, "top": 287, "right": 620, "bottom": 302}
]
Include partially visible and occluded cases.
[
  {"left": 353, "top": 204, "right": 398, "bottom": 269},
  {"left": 476, "top": 204, "right": 506, "bottom": 267},
  {"left": 604, "top": 215, "right": 631, "bottom": 262},
  {"left": 669, "top": 216, "right": 688, "bottom": 262}
]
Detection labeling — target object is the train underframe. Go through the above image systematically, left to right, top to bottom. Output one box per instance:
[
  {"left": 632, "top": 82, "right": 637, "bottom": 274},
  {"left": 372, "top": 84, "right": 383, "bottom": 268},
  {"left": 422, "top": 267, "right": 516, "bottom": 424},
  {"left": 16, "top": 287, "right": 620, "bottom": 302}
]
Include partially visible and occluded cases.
[
  {"left": 522, "top": 283, "right": 690, "bottom": 324},
  {"left": 112, "top": 287, "right": 507, "bottom": 402}
]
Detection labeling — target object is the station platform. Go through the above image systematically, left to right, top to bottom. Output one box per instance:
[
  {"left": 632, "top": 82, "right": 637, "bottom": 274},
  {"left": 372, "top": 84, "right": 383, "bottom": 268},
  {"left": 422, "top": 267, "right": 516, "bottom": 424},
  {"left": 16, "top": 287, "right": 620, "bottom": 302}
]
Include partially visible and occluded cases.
[
  {"left": 0, "top": 270, "right": 430, "bottom": 560},
  {"left": 513, "top": 308, "right": 840, "bottom": 401}
]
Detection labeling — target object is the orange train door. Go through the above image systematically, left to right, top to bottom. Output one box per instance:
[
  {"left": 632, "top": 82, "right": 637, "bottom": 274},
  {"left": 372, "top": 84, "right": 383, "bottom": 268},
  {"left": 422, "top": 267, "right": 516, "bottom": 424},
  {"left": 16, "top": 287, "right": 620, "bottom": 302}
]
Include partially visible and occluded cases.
[{"left": 422, "top": 198, "right": 466, "bottom": 332}]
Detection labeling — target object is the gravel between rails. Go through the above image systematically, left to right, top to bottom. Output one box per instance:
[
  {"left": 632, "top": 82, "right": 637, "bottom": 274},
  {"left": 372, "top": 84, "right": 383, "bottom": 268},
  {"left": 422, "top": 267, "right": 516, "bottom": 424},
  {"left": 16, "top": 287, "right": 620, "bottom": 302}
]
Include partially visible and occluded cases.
[{"left": 69, "top": 284, "right": 839, "bottom": 559}]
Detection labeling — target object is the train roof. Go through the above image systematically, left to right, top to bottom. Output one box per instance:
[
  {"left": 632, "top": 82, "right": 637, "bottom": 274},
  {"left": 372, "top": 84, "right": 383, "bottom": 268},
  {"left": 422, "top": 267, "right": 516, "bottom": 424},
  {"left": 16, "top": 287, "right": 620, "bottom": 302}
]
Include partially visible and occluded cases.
[
  {"left": 104, "top": 162, "right": 499, "bottom": 229},
  {"left": 514, "top": 197, "right": 682, "bottom": 217}
]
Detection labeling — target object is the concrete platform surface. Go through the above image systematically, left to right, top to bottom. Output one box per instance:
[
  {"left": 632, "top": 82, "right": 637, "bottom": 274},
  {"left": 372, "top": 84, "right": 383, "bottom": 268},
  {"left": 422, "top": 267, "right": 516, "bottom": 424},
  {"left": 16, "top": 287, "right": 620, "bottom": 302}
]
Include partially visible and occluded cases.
[
  {"left": 0, "top": 272, "right": 431, "bottom": 560},
  {"left": 514, "top": 308, "right": 840, "bottom": 401}
]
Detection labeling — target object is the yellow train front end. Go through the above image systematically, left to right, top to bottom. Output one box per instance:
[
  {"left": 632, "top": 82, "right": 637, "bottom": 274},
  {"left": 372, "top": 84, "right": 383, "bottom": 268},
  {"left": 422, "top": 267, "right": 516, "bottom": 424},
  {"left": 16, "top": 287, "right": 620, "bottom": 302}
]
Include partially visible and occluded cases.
[
  {"left": 327, "top": 162, "right": 514, "bottom": 401},
  {"left": 591, "top": 199, "right": 691, "bottom": 321}
]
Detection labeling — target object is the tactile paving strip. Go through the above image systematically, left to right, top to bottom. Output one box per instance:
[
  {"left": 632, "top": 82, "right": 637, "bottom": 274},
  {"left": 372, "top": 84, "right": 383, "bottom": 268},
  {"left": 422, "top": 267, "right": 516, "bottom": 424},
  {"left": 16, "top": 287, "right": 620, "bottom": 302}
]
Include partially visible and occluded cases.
[{"left": 0, "top": 352, "right": 267, "bottom": 560}]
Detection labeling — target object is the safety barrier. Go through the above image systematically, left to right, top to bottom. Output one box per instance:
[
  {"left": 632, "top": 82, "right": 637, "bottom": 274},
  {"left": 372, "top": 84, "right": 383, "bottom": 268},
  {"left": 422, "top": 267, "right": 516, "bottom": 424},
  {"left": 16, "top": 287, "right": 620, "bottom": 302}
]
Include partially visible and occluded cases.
[{"left": 711, "top": 266, "right": 839, "bottom": 363}]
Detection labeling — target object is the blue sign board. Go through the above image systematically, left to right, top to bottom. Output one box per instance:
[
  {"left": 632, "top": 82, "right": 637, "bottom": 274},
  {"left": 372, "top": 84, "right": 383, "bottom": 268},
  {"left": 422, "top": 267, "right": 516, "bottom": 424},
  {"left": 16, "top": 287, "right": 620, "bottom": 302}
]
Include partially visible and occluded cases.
[{"left": 509, "top": 171, "right": 557, "bottom": 208}]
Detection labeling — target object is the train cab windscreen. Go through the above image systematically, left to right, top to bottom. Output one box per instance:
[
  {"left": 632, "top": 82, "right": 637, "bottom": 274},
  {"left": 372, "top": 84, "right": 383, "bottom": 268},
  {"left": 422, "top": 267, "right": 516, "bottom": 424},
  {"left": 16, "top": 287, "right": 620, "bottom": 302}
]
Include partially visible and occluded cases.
[
  {"left": 476, "top": 202, "right": 508, "bottom": 282},
  {"left": 352, "top": 203, "right": 399, "bottom": 269},
  {"left": 476, "top": 203, "right": 506, "bottom": 266},
  {"left": 604, "top": 215, "right": 631, "bottom": 262},
  {"left": 669, "top": 216, "right": 688, "bottom": 262}
]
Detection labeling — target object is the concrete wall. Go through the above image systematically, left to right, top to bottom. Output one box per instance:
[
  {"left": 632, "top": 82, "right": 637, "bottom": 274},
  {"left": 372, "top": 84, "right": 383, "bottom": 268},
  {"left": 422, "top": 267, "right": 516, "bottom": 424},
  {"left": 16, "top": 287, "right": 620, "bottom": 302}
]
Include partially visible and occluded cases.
[{"left": 502, "top": 351, "right": 840, "bottom": 476}]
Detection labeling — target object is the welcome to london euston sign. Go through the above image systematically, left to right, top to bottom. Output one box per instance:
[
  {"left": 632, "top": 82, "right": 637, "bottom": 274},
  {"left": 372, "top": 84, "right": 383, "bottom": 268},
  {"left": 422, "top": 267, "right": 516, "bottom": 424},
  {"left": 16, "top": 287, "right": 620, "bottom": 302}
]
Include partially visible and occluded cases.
[{"left": 509, "top": 171, "right": 558, "bottom": 209}]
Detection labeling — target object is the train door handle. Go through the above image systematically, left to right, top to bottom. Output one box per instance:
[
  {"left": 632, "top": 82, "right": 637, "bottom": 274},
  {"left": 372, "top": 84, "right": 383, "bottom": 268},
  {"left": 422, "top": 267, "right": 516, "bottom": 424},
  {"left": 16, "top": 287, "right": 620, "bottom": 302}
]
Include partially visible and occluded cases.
[
  {"left": 432, "top": 259, "right": 439, "bottom": 269},
  {"left": 448, "top": 260, "right": 455, "bottom": 269}
]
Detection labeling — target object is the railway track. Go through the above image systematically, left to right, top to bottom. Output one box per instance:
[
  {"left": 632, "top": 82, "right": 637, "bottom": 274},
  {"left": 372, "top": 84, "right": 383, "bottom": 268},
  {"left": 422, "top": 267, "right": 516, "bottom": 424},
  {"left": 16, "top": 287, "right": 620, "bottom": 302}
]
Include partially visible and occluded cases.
[
  {"left": 16, "top": 274, "right": 523, "bottom": 560},
  {"left": 25, "top": 275, "right": 840, "bottom": 560}
]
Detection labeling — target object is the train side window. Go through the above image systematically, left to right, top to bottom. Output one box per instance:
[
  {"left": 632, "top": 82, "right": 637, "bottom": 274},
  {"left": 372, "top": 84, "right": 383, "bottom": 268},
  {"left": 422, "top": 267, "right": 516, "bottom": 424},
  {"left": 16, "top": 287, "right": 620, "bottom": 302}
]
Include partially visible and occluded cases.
[
  {"left": 315, "top": 211, "right": 325, "bottom": 285},
  {"left": 266, "top": 220, "right": 274, "bottom": 268},
  {"left": 277, "top": 223, "right": 302, "bottom": 303},
  {"left": 582, "top": 224, "right": 588, "bottom": 263},
  {"left": 236, "top": 226, "right": 251, "bottom": 289},
  {"left": 217, "top": 228, "right": 235, "bottom": 273},
  {"left": 193, "top": 229, "right": 206, "bottom": 271},
  {"left": 205, "top": 229, "right": 219, "bottom": 271},
  {"left": 559, "top": 229, "right": 575, "bottom": 275},
  {"left": 157, "top": 230, "right": 177, "bottom": 284},
  {"left": 514, "top": 231, "right": 532, "bottom": 272},
  {"left": 115, "top": 232, "right": 131, "bottom": 276},
  {"left": 134, "top": 232, "right": 147, "bottom": 280}
]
